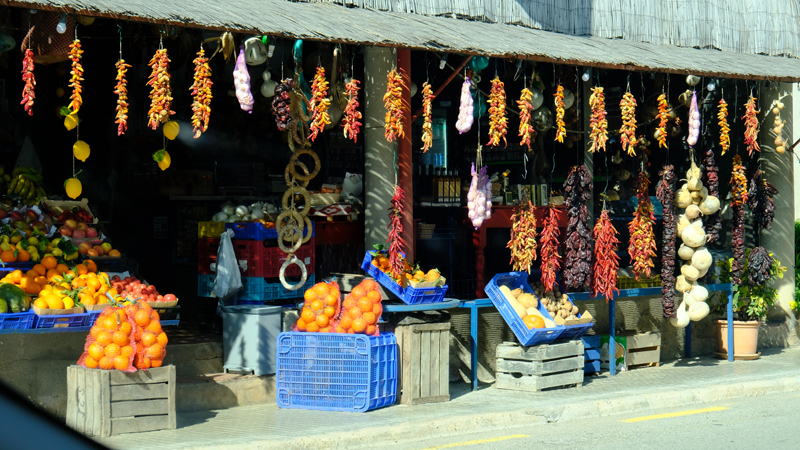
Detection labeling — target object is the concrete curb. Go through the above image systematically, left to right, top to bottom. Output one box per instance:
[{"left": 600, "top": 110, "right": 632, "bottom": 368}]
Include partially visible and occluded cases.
[{"left": 184, "top": 375, "right": 800, "bottom": 450}]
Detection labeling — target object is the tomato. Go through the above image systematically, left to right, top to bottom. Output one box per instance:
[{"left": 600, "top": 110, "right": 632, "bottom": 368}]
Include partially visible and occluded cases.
[{"left": 163, "top": 294, "right": 176, "bottom": 302}]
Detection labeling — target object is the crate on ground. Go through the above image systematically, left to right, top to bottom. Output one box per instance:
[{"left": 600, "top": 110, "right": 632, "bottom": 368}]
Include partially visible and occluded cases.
[
  {"left": 198, "top": 221, "right": 226, "bottom": 239},
  {"left": 225, "top": 221, "right": 314, "bottom": 240},
  {"left": 197, "top": 238, "right": 221, "bottom": 275},
  {"left": 239, "top": 239, "right": 315, "bottom": 278},
  {"left": 360, "top": 252, "right": 447, "bottom": 305},
  {"left": 485, "top": 272, "right": 564, "bottom": 346},
  {"left": 197, "top": 273, "right": 215, "bottom": 297},
  {"left": 198, "top": 274, "right": 315, "bottom": 301},
  {"left": 0, "top": 310, "right": 35, "bottom": 329},
  {"left": 34, "top": 313, "right": 87, "bottom": 329},
  {"left": 384, "top": 322, "right": 450, "bottom": 405},
  {"left": 276, "top": 331, "right": 397, "bottom": 412},
  {"left": 600, "top": 332, "right": 661, "bottom": 372},
  {"left": 581, "top": 335, "right": 601, "bottom": 374},
  {"left": 495, "top": 340, "right": 584, "bottom": 392},
  {"left": 66, "top": 365, "right": 176, "bottom": 437}
]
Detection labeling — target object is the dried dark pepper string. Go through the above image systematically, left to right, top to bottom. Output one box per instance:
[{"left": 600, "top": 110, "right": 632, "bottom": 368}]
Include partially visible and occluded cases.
[
  {"left": 702, "top": 146, "right": 722, "bottom": 244},
  {"left": 730, "top": 155, "right": 748, "bottom": 285},
  {"left": 563, "top": 165, "right": 593, "bottom": 291},
  {"left": 656, "top": 165, "right": 677, "bottom": 318},
  {"left": 747, "top": 170, "right": 778, "bottom": 232},
  {"left": 747, "top": 246, "right": 774, "bottom": 285}
]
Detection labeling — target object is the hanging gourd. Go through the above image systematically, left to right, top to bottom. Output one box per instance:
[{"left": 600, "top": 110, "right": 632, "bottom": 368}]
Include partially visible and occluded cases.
[
  {"left": 190, "top": 46, "right": 212, "bottom": 138},
  {"left": 384, "top": 70, "right": 405, "bottom": 142},
  {"left": 554, "top": 85, "right": 566, "bottom": 143},
  {"left": 588, "top": 86, "right": 608, "bottom": 153}
]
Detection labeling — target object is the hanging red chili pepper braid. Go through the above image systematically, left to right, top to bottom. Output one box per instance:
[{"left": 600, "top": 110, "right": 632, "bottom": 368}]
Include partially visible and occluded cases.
[
  {"left": 68, "top": 38, "right": 84, "bottom": 114},
  {"left": 190, "top": 47, "right": 213, "bottom": 138},
  {"left": 20, "top": 49, "right": 35, "bottom": 116},
  {"left": 114, "top": 59, "right": 132, "bottom": 136},
  {"left": 309, "top": 66, "right": 331, "bottom": 141},
  {"left": 487, "top": 76, "right": 508, "bottom": 147},
  {"left": 343, "top": 78, "right": 362, "bottom": 143},
  {"left": 421, "top": 81, "right": 434, "bottom": 152},
  {"left": 554, "top": 85, "right": 566, "bottom": 143},
  {"left": 517, "top": 87, "right": 537, "bottom": 150},
  {"left": 588, "top": 87, "right": 608, "bottom": 153},
  {"left": 656, "top": 93, "right": 669, "bottom": 149},
  {"left": 742, "top": 96, "right": 760, "bottom": 156},
  {"left": 730, "top": 155, "right": 748, "bottom": 285},
  {"left": 655, "top": 165, "right": 677, "bottom": 317},
  {"left": 628, "top": 173, "right": 656, "bottom": 280},
  {"left": 386, "top": 185, "right": 405, "bottom": 280},
  {"left": 507, "top": 200, "right": 537, "bottom": 274},
  {"left": 539, "top": 205, "right": 561, "bottom": 293},
  {"left": 591, "top": 210, "right": 620, "bottom": 302}
]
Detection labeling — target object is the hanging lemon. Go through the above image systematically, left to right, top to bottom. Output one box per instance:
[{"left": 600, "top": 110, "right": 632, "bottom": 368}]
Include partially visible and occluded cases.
[
  {"left": 64, "top": 114, "right": 78, "bottom": 131},
  {"left": 163, "top": 121, "right": 180, "bottom": 140},
  {"left": 73, "top": 140, "right": 90, "bottom": 162},
  {"left": 152, "top": 149, "right": 171, "bottom": 171},
  {"left": 65, "top": 178, "right": 82, "bottom": 199}
]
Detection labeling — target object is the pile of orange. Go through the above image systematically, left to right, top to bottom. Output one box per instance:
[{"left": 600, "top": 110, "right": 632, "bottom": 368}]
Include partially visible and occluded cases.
[
  {"left": 369, "top": 253, "right": 441, "bottom": 288},
  {"left": 1, "top": 268, "right": 48, "bottom": 295},
  {"left": 336, "top": 279, "right": 382, "bottom": 335},
  {"left": 295, "top": 281, "right": 341, "bottom": 333},
  {"left": 128, "top": 302, "right": 168, "bottom": 369},
  {"left": 81, "top": 307, "right": 136, "bottom": 371}
]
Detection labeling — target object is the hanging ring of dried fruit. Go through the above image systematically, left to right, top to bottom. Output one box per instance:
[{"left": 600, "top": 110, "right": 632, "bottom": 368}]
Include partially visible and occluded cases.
[
  {"left": 68, "top": 39, "right": 84, "bottom": 114},
  {"left": 190, "top": 47, "right": 213, "bottom": 138},
  {"left": 146, "top": 48, "right": 175, "bottom": 130},
  {"left": 20, "top": 49, "right": 35, "bottom": 116},
  {"left": 114, "top": 59, "right": 132, "bottom": 136},
  {"left": 309, "top": 66, "right": 331, "bottom": 142},
  {"left": 384, "top": 70, "right": 405, "bottom": 142},
  {"left": 487, "top": 76, "right": 508, "bottom": 147},
  {"left": 343, "top": 78, "right": 362, "bottom": 143},
  {"left": 421, "top": 81, "right": 434, "bottom": 152},
  {"left": 554, "top": 85, "right": 566, "bottom": 143},
  {"left": 517, "top": 87, "right": 536, "bottom": 150},
  {"left": 588, "top": 87, "right": 608, "bottom": 153},
  {"left": 620, "top": 92, "right": 638, "bottom": 156},
  {"left": 656, "top": 93, "right": 669, "bottom": 149},
  {"left": 742, "top": 96, "right": 760, "bottom": 156},
  {"left": 718, "top": 98, "right": 730, "bottom": 155},
  {"left": 628, "top": 172, "right": 656, "bottom": 280},
  {"left": 507, "top": 200, "right": 538, "bottom": 273},
  {"left": 591, "top": 210, "right": 621, "bottom": 302}
]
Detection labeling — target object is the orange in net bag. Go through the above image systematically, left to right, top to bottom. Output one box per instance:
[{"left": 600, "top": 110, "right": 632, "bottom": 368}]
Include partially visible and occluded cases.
[
  {"left": 337, "top": 279, "right": 382, "bottom": 336},
  {"left": 294, "top": 280, "right": 341, "bottom": 333},
  {"left": 127, "top": 301, "right": 168, "bottom": 370},
  {"left": 77, "top": 306, "right": 137, "bottom": 372}
]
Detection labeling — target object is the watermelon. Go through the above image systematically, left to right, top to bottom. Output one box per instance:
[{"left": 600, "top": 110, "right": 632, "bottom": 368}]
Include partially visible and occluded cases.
[
  {"left": 0, "top": 283, "right": 29, "bottom": 313},
  {"left": 0, "top": 298, "right": 7, "bottom": 314}
]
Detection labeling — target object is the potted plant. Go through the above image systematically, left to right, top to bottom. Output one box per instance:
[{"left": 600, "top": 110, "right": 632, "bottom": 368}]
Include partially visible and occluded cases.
[{"left": 711, "top": 247, "right": 786, "bottom": 358}]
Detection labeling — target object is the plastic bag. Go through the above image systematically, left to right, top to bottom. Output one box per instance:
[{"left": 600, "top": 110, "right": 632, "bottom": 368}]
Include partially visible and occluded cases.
[
  {"left": 213, "top": 229, "right": 242, "bottom": 301},
  {"left": 338, "top": 279, "right": 382, "bottom": 336},
  {"left": 293, "top": 280, "right": 341, "bottom": 333},
  {"left": 77, "top": 306, "right": 137, "bottom": 372}
]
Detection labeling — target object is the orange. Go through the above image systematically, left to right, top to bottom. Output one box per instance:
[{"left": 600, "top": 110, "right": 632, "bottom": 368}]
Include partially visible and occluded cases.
[
  {"left": 15, "top": 249, "right": 29, "bottom": 262},
  {"left": 42, "top": 256, "right": 57, "bottom": 270},
  {"left": 378, "top": 257, "right": 390, "bottom": 268},
  {"left": 371, "top": 259, "right": 380, "bottom": 268},
  {"left": 84, "top": 260, "right": 98, "bottom": 273},
  {"left": 32, "top": 264, "right": 46, "bottom": 276},
  {"left": 56, "top": 264, "right": 69, "bottom": 274},
  {"left": 75, "top": 264, "right": 88, "bottom": 276},
  {"left": 26, "top": 269, "right": 38, "bottom": 279},
  {"left": 46, "top": 269, "right": 61, "bottom": 281},
  {"left": 425, "top": 269, "right": 440, "bottom": 282},
  {"left": 10, "top": 270, "right": 22, "bottom": 283},
  {"left": 413, "top": 270, "right": 425, "bottom": 281},
  {"left": 34, "top": 276, "right": 48, "bottom": 285},
  {"left": 71, "top": 278, "right": 86, "bottom": 289},
  {"left": 86, "top": 278, "right": 101, "bottom": 291},
  {"left": 361, "top": 279, "right": 377, "bottom": 291},
  {"left": 24, "top": 282, "right": 41, "bottom": 295},
  {"left": 313, "top": 283, "right": 330, "bottom": 298},
  {"left": 351, "top": 286, "right": 365, "bottom": 299},
  {"left": 106, "top": 288, "right": 118, "bottom": 297},
  {"left": 303, "top": 289, "right": 316, "bottom": 302},
  {"left": 367, "top": 291, "right": 381, "bottom": 303},
  {"left": 324, "top": 294, "right": 338, "bottom": 307},
  {"left": 83, "top": 295, "right": 97, "bottom": 306},
  {"left": 45, "top": 296, "right": 65, "bottom": 310},
  {"left": 32, "top": 298, "right": 48, "bottom": 309},
  {"left": 342, "top": 298, "right": 357, "bottom": 311},
  {"left": 357, "top": 298, "right": 373, "bottom": 313},
  {"left": 309, "top": 299, "right": 324, "bottom": 313},
  {"left": 372, "top": 303, "right": 383, "bottom": 316},
  {"left": 323, "top": 306, "right": 336, "bottom": 318},
  {"left": 300, "top": 307, "right": 316, "bottom": 324},
  {"left": 348, "top": 307, "right": 363, "bottom": 319},
  {"left": 134, "top": 310, "right": 151, "bottom": 327},
  {"left": 362, "top": 312, "right": 377, "bottom": 325},
  {"left": 315, "top": 314, "right": 329, "bottom": 327},
  {"left": 339, "top": 315, "right": 353, "bottom": 329},
  {"left": 523, "top": 315, "right": 545, "bottom": 330},
  {"left": 100, "top": 316, "right": 118, "bottom": 331},
  {"left": 296, "top": 318, "right": 307, "bottom": 331},
  {"left": 351, "top": 318, "right": 367, "bottom": 333},
  {"left": 119, "top": 321, "right": 132, "bottom": 335},
  {"left": 145, "top": 321, "right": 162, "bottom": 335},
  {"left": 306, "top": 322, "right": 320, "bottom": 333},
  {"left": 366, "top": 325, "right": 376, "bottom": 335},
  {"left": 90, "top": 326, "right": 102, "bottom": 338},
  {"left": 335, "top": 326, "right": 346, "bottom": 334},
  {"left": 320, "top": 327, "right": 330, "bottom": 333},
  {"left": 96, "top": 330, "right": 113, "bottom": 346},
  {"left": 112, "top": 331, "right": 129, "bottom": 346},
  {"left": 141, "top": 332, "right": 157, "bottom": 347},
  {"left": 88, "top": 343, "right": 105, "bottom": 361},
  {"left": 104, "top": 343, "right": 121, "bottom": 358},
  {"left": 144, "top": 343, "right": 161, "bottom": 359},
  {"left": 120, "top": 345, "right": 134, "bottom": 357},
  {"left": 114, "top": 355, "right": 129, "bottom": 371},
  {"left": 84, "top": 356, "right": 99, "bottom": 369},
  {"left": 98, "top": 356, "right": 114, "bottom": 370},
  {"left": 150, "top": 358, "right": 163, "bottom": 368}
]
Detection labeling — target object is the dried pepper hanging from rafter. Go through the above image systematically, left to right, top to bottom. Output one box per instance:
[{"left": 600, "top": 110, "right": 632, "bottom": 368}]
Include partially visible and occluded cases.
[
  {"left": 68, "top": 39, "right": 84, "bottom": 114},
  {"left": 190, "top": 47, "right": 213, "bottom": 138},
  {"left": 147, "top": 48, "right": 175, "bottom": 129},
  {"left": 20, "top": 49, "right": 35, "bottom": 116},
  {"left": 114, "top": 59, "right": 131, "bottom": 135},
  {"left": 309, "top": 67, "right": 331, "bottom": 141},
  {"left": 384, "top": 70, "right": 405, "bottom": 142},
  {"left": 487, "top": 76, "right": 508, "bottom": 147},
  {"left": 343, "top": 78, "right": 362, "bottom": 143},
  {"left": 421, "top": 81, "right": 434, "bottom": 152},
  {"left": 554, "top": 85, "right": 566, "bottom": 143},
  {"left": 517, "top": 87, "right": 536, "bottom": 150},
  {"left": 588, "top": 87, "right": 608, "bottom": 153},
  {"left": 620, "top": 92, "right": 638, "bottom": 156},
  {"left": 656, "top": 93, "right": 669, "bottom": 149},
  {"left": 742, "top": 96, "right": 760, "bottom": 156},
  {"left": 718, "top": 98, "right": 730, "bottom": 155},
  {"left": 702, "top": 147, "right": 722, "bottom": 244},
  {"left": 730, "top": 155, "right": 748, "bottom": 285},
  {"left": 563, "top": 165, "right": 593, "bottom": 291},
  {"left": 656, "top": 165, "right": 676, "bottom": 317},
  {"left": 747, "top": 170, "right": 778, "bottom": 232},
  {"left": 628, "top": 173, "right": 656, "bottom": 280},
  {"left": 386, "top": 185, "right": 405, "bottom": 279},
  {"left": 507, "top": 200, "right": 537, "bottom": 274},
  {"left": 539, "top": 206, "right": 561, "bottom": 293},
  {"left": 591, "top": 210, "right": 620, "bottom": 302},
  {"left": 747, "top": 247, "right": 774, "bottom": 286}
]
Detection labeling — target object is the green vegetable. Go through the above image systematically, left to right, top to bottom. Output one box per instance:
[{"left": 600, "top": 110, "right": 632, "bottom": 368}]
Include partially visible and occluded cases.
[{"left": 0, "top": 283, "right": 29, "bottom": 313}]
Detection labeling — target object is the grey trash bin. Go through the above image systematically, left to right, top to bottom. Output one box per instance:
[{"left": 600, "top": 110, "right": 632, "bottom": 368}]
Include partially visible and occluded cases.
[{"left": 221, "top": 304, "right": 282, "bottom": 376}]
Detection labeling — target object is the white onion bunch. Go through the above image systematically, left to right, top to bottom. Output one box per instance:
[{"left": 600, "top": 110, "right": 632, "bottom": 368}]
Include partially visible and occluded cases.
[
  {"left": 233, "top": 47, "right": 254, "bottom": 114},
  {"left": 456, "top": 78, "right": 474, "bottom": 134},
  {"left": 687, "top": 91, "right": 700, "bottom": 146},
  {"left": 467, "top": 163, "right": 492, "bottom": 228}
]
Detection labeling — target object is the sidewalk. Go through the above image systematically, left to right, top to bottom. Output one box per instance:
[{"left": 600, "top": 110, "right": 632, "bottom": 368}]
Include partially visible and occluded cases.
[{"left": 96, "top": 346, "right": 800, "bottom": 450}]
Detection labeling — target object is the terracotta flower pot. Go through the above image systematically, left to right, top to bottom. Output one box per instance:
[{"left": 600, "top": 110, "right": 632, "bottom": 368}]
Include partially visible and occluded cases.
[{"left": 715, "top": 319, "right": 760, "bottom": 356}]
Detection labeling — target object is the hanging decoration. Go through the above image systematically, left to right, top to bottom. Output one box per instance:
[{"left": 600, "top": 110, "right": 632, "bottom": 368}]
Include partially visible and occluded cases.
[
  {"left": 68, "top": 38, "right": 84, "bottom": 114},
  {"left": 190, "top": 46, "right": 213, "bottom": 138},
  {"left": 233, "top": 46, "right": 254, "bottom": 113},
  {"left": 147, "top": 47, "right": 175, "bottom": 129},
  {"left": 20, "top": 49, "right": 35, "bottom": 116},
  {"left": 114, "top": 59, "right": 131, "bottom": 136},
  {"left": 309, "top": 67, "right": 331, "bottom": 141},
  {"left": 384, "top": 69, "right": 405, "bottom": 142},
  {"left": 487, "top": 76, "right": 508, "bottom": 147},
  {"left": 455, "top": 77, "right": 474, "bottom": 133},
  {"left": 272, "top": 78, "right": 294, "bottom": 131},
  {"left": 343, "top": 78, "right": 362, "bottom": 143},
  {"left": 420, "top": 81, "right": 434, "bottom": 152},
  {"left": 554, "top": 85, "right": 566, "bottom": 143},
  {"left": 517, "top": 87, "right": 536, "bottom": 150},
  {"left": 588, "top": 87, "right": 608, "bottom": 153},
  {"left": 620, "top": 91, "right": 638, "bottom": 156},
  {"left": 687, "top": 91, "right": 700, "bottom": 147},
  {"left": 656, "top": 93, "right": 669, "bottom": 148},
  {"left": 742, "top": 96, "right": 760, "bottom": 156},
  {"left": 718, "top": 98, "right": 730, "bottom": 155},
  {"left": 773, "top": 103, "right": 787, "bottom": 154},
  {"left": 702, "top": 147, "right": 722, "bottom": 244},
  {"left": 730, "top": 155, "right": 748, "bottom": 285},
  {"left": 467, "top": 157, "right": 492, "bottom": 229},
  {"left": 563, "top": 165, "right": 593, "bottom": 291},
  {"left": 656, "top": 165, "right": 676, "bottom": 317},
  {"left": 747, "top": 170, "right": 778, "bottom": 232},
  {"left": 628, "top": 173, "right": 656, "bottom": 280},
  {"left": 386, "top": 185, "right": 405, "bottom": 279},
  {"left": 507, "top": 200, "right": 537, "bottom": 274},
  {"left": 539, "top": 205, "right": 561, "bottom": 293},
  {"left": 591, "top": 210, "right": 620, "bottom": 302},
  {"left": 747, "top": 247, "right": 774, "bottom": 286}
]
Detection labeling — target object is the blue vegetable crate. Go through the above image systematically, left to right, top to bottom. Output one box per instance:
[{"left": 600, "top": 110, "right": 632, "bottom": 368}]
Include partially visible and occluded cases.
[
  {"left": 225, "top": 221, "right": 314, "bottom": 240},
  {"left": 360, "top": 252, "right": 447, "bottom": 305},
  {"left": 0, "top": 310, "right": 35, "bottom": 329},
  {"left": 33, "top": 313, "right": 87, "bottom": 329},
  {"left": 276, "top": 332, "right": 397, "bottom": 412}
]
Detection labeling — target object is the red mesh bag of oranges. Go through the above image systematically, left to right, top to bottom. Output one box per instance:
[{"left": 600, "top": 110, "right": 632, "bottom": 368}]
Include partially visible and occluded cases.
[
  {"left": 337, "top": 279, "right": 382, "bottom": 336},
  {"left": 294, "top": 281, "right": 341, "bottom": 333},
  {"left": 127, "top": 302, "right": 168, "bottom": 370},
  {"left": 77, "top": 306, "right": 137, "bottom": 372}
]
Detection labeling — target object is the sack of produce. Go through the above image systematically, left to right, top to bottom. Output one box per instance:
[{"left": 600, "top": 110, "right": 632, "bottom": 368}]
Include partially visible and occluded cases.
[
  {"left": 337, "top": 279, "right": 382, "bottom": 336},
  {"left": 294, "top": 280, "right": 341, "bottom": 333},
  {"left": 128, "top": 301, "right": 168, "bottom": 369},
  {"left": 76, "top": 306, "right": 137, "bottom": 372}
]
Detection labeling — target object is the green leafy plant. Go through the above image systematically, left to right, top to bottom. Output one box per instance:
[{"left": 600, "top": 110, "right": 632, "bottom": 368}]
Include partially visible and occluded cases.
[{"left": 714, "top": 247, "right": 786, "bottom": 321}]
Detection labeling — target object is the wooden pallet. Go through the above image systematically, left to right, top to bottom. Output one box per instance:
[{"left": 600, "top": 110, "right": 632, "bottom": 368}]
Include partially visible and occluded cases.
[
  {"left": 384, "top": 322, "right": 451, "bottom": 405},
  {"left": 495, "top": 340, "right": 584, "bottom": 392},
  {"left": 66, "top": 365, "right": 176, "bottom": 437}
]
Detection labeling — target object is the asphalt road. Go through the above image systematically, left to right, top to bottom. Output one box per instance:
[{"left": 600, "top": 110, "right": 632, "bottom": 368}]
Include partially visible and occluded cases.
[{"left": 381, "top": 392, "right": 800, "bottom": 450}]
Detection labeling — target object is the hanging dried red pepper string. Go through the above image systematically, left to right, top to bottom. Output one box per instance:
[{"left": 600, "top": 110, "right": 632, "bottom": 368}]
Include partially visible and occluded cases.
[
  {"left": 68, "top": 38, "right": 84, "bottom": 114},
  {"left": 147, "top": 47, "right": 175, "bottom": 129},
  {"left": 190, "top": 47, "right": 213, "bottom": 139},
  {"left": 20, "top": 49, "right": 35, "bottom": 116},
  {"left": 114, "top": 59, "right": 132, "bottom": 136},
  {"left": 309, "top": 67, "right": 331, "bottom": 141},
  {"left": 384, "top": 70, "right": 405, "bottom": 142},
  {"left": 487, "top": 76, "right": 508, "bottom": 147},
  {"left": 343, "top": 78, "right": 362, "bottom": 143},
  {"left": 421, "top": 81, "right": 434, "bottom": 152},
  {"left": 554, "top": 85, "right": 566, "bottom": 143},
  {"left": 517, "top": 87, "right": 536, "bottom": 150},
  {"left": 588, "top": 87, "right": 608, "bottom": 153},
  {"left": 620, "top": 91, "right": 638, "bottom": 156},
  {"left": 656, "top": 93, "right": 669, "bottom": 149},
  {"left": 742, "top": 96, "right": 760, "bottom": 156},
  {"left": 718, "top": 98, "right": 730, "bottom": 155},
  {"left": 730, "top": 155, "right": 748, "bottom": 285},
  {"left": 628, "top": 173, "right": 656, "bottom": 280},
  {"left": 386, "top": 185, "right": 405, "bottom": 280},
  {"left": 507, "top": 200, "right": 537, "bottom": 274},
  {"left": 539, "top": 206, "right": 561, "bottom": 292},
  {"left": 591, "top": 210, "right": 620, "bottom": 302}
]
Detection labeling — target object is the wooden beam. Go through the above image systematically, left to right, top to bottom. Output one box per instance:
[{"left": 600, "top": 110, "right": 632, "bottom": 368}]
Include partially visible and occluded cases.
[{"left": 410, "top": 55, "right": 473, "bottom": 124}]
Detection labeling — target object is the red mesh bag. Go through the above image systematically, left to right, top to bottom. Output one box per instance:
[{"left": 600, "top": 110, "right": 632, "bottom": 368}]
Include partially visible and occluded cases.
[
  {"left": 337, "top": 279, "right": 382, "bottom": 336},
  {"left": 293, "top": 280, "right": 341, "bottom": 333},
  {"left": 127, "top": 302, "right": 168, "bottom": 370},
  {"left": 76, "top": 306, "right": 137, "bottom": 372}
]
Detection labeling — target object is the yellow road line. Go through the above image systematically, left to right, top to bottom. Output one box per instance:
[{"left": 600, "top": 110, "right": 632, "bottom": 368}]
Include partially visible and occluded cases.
[
  {"left": 622, "top": 406, "right": 729, "bottom": 423},
  {"left": 420, "top": 434, "right": 530, "bottom": 450}
]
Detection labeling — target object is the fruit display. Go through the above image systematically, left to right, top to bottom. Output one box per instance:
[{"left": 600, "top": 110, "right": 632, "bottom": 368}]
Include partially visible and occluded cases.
[
  {"left": 68, "top": 39, "right": 84, "bottom": 114},
  {"left": 233, "top": 46, "right": 254, "bottom": 114},
  {"left": 147, "top": 48, "right": 175, "bottom": 129},
  {"left": 20, "top": 49, "right": 35, "bottom": 116},
  {"left": 114, "top": 59, "right": 132, "bottom": 136},
  {"left": 308, "top": 66, "right": 331, "bottom": 141},
  {"left": 384, "top": 69, "right": 405, "bottom": 142},
  {"left": 487, "top": 76, "right": 507, "bottom": 147},
  {"left": 455, "top": 77, "right": 474, "bottom": 134},
  {"left": 343, "top": 78, "right": 362, "bottom": 143},
  {"left": 421, "top": 81, "right": 433, "bottom": 152},
  {"left": 554, "top": 85, "right": 566, "bottom": 143},
  {"left": 517, "top": 87, "right": 536, "bottom": 150},
  {"left": 588, "top": 87, "right": 608, "bottom": 153},
  {"left": 620, "top": 91, "right": 638, "bottom": 156},
  {"left": 656, "top": 93, "right": 669, "bottom": 149},
  {"left": 742, "top": 96, "right": 760, "bottom": 156},
  {"left": 718, "top": 98, "right": 730, "bottom": 155},
  {"left": 467, "top": 162, "right": 492, "bottom": 229},
  {"left": 563, "top": 165, "right": 592, "bottom": 291},
  {"left": 656, "top": 165, "right": 677, "bottom": 318},
  {"left": 6, "top": 166, "right": 46, "bottom": 207},
  {"left": 747, "top": 170, "right": 778, "bottom": 232},
  {"left": 628, "top": 173, "right": 656, "bottom": 280},
  {"left": 507, "top": 200, "right": 537, "bottom": 274},
  {"left": 47, "top": 204, "right": 94, "bottom": 225},
  {"left": 1, "top": 206, "right": 49, "bottom": 236},
  {"left": 539, "top": 206, "right": 561, "bottom": 293},
  {"left": 591, "top": 210, "right": 620, "bottom": 302},
  {"left": 58, "top": 220, "right": 100, "bottom": 240},
  {"left": 0, "top": 232, "right": 51, "bottom": 263},
  {"left": 78, "top": 240, "right": 122, "bottom": 258},
  {"left": 368, "top": 247, "right": 444, "bottom": 288},
  {"left": 108, "top": 275, "right": 177, "bottom": 304},
  {"left": 337, "top": 279, "right": 382, "bottom": 335},
  {"left": 294, "top": 280, "right": 341, "bottom": 333},
  {"left": 0, "top": 282, "right": 30, "bottom": 313},
  {"left": 497, "top": 285, "right": 553, "bottom": 330},
  {"left": 130, "top": 301, "right": 168, "bottom": 369}
]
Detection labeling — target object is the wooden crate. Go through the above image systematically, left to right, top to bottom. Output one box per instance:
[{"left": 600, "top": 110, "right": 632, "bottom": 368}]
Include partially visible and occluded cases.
[
  {"left": 388, "top": 322, "right": 450, "bottom": 405},
  {"left": 626, "top": 332, "right": 661, "bottom": 368},
  {"left": 495, "top": 340, "right": 584, "bottom": 392},
  {"left": 66, "top": 365, "right": 176, "bottom": 437}
]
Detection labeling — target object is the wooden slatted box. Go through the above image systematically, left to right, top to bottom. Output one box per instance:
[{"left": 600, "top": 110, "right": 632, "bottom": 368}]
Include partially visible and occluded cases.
[
  {"left": 388, "top": 322, "right": 450, "bottom": 405},
  {"left": 495, "top": 340, "right": 584, "bottom": 392},
  {"left": 66, "top": 365, "right": 176, "bottom": 437}
]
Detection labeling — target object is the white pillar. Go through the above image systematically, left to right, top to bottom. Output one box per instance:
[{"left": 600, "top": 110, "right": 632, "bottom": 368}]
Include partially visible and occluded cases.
[{"left": 363, "top": 47, "right": 397, "bottom": 250}]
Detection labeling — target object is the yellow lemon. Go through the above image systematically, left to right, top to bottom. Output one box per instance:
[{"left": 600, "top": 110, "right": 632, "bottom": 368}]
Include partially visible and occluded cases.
[
  {"left": 64, "top": 114, "right": 78, "bottom": 131},
  {"left": 163, "top": 121, "right": 180, "bottom": 140},
  {"left": 73, "top": 140, "right": 90, "bottom": 162},
  {"left": 152, "top": 149, "right": 171, "bottom": 171},
  {"left": 65, "top": 178, "right": 82, "bottom": 199},
  {"left": 45, "top": 296, "right": 65, "bottom": 310},
  {"left": 63, "top": 297, "right": 75, "bottom": 309},
  {"left": 33, "top": 298, "right": 49, "bottom": 309}
]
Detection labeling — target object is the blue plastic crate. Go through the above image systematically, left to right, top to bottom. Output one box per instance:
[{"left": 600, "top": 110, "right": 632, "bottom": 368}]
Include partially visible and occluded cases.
[
  {"left": 225, "top": 221, "right": 315, "bottom": 240},
  {"left": 360, "top": 252, "right": 447, "bottom": 305},
  {"left": 0, "top": 262, "right": 35, "bottom": 271},
  {"left": 486, "top": 272, "right": 564, "bottom": 346},
  {"left": 198, "top": 274, "right": 215, "bottom": 297},
  {"left": 199, "top": 274, "right": 316, "bottom": 301},
  {"left": 0, "top": 310, "right": 35, "bottom": 329},
  {"left": 84, "top": 310, "right": 103, "bottom": 327},
  {"left": 33, "top": 313, "right": 87, "bottom": 329},
  {"left": 276, "top": 331, "right": 397, "bottom": 412},
  {"left": 582, "top": 336, "right": 602, "bottom": 374}
]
